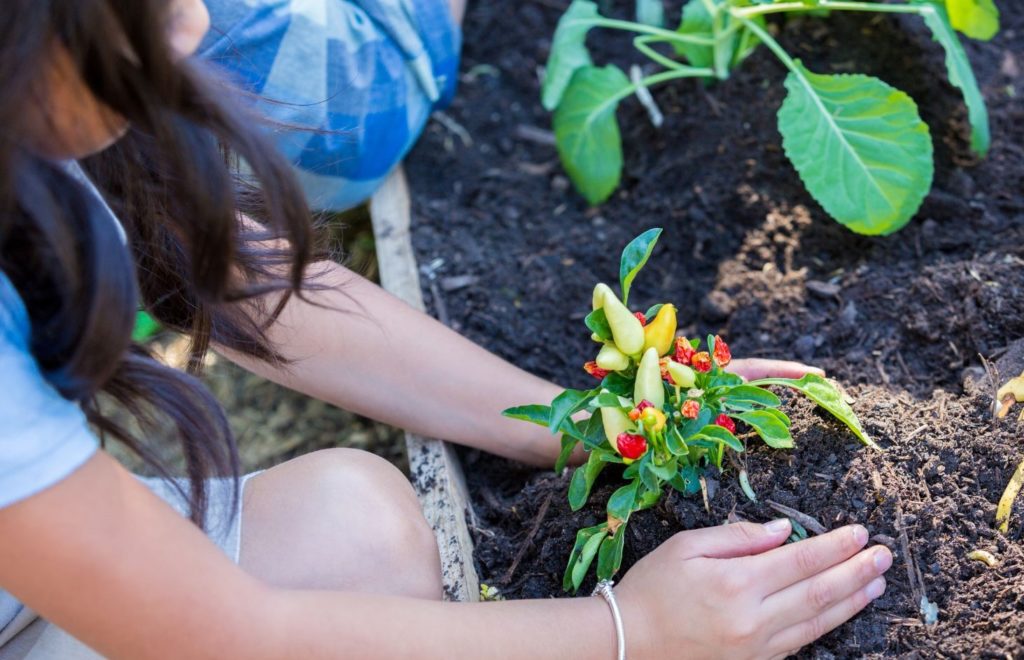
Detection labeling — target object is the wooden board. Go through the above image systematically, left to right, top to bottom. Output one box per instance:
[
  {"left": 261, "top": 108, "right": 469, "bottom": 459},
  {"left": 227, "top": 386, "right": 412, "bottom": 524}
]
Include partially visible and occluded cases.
[{"left": 368, "top": 167, "right": 481, "bottom": 602}]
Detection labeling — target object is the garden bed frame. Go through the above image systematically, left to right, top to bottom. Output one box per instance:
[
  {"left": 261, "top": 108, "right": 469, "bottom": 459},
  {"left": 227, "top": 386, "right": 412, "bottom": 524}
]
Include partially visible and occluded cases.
[{"left": 369, "top": 167, "right": 480, "bottom": 602}]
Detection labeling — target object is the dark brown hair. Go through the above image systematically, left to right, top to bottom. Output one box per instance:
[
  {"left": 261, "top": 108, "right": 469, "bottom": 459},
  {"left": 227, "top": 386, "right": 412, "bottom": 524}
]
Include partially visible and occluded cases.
[{"left": 0, "top": 1, "right": 318, "bottom": 526}]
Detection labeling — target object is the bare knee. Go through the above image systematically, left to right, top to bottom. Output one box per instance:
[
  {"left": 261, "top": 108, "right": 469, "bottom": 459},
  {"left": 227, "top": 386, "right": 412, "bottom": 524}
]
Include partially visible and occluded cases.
[{"left": 241, "top": 448, "right": 442, "bottom": 600}]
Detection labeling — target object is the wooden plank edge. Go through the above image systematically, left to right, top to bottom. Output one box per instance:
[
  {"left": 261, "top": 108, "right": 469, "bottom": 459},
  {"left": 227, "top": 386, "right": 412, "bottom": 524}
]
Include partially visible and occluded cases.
[{"left": 368, "top": 167, "right": 481, "bottom": 603}]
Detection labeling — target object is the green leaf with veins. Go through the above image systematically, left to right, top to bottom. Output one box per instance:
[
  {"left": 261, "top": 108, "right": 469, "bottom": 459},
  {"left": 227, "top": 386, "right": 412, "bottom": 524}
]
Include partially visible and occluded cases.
[
  {"left": 542, "top": 0, "right": 601, "bottom": 111},
  {"left": 674, "top": 0, "right": 715, "bottom": 67},
  {"left": 915, "top": 1, "right": 991, "bottom": 155},
  {"left": 778, "top": 62, "right": 933, "bottom": 235},
  {"left": 554, "top": 65, "right": 632, "bottom": 205},
  {"left": 619, "top": 227, "right": 662, "bottom": 305},
  {"left": 747, "top": 374, "right": 878, "bottom": 449},
  {"left": 720, "top": 385, "right": 781, "bottom": 408},
  {"left": 548, "top": 388, "right": 598, "bottom": 434},
  {"left": 734, "top": 410, "right": 794, "bottom": 449},
  {"left": 556, "top": 434, "right": 579, "bottom": 473},
  {"left": 607, "top": 480, "right": 640, "bottom": 521},
  {"left": 565, "top": 524, "right": 608, "bottom": 592}
]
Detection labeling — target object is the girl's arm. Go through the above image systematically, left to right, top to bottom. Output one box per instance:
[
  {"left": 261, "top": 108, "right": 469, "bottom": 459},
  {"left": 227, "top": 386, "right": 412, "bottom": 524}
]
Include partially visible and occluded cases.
[
  {"left": 222, "top": 261, "right": 820, "bottom": 467},
  {"left": 0, "top": 452, "right": 889, "bottom": 659}
]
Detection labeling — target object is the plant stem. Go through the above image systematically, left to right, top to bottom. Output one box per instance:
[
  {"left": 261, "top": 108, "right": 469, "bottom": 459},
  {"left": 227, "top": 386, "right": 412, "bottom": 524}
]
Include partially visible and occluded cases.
[
  {"left": 732, "top": 0, "right": 927, "bottom": 19},
  {"left": 731, "top": 15, "right": 803, "bottom": 76},
  {"left": 588, "top": 17, "right": 715, "bottom": 46},
  {"left": 633, "top": 36, "right": 706, "bottom": 73}
]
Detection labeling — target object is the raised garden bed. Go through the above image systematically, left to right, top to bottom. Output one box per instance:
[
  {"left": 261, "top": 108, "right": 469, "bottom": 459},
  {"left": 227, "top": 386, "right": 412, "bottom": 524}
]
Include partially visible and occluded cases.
[{"left": 391, "top": 1, "right": 1023, "bottom": 655}]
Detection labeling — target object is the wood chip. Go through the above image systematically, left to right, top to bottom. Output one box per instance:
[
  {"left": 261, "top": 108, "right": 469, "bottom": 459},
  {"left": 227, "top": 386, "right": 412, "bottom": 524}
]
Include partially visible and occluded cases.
[{"left": 766, "top": 500, "right": 827, "bottom": 535}]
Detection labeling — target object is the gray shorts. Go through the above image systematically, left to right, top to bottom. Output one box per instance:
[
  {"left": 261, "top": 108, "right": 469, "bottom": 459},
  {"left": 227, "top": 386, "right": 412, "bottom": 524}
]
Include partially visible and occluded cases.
[{"left": 0, "top": 472, "right": 260, "bottom": 659}]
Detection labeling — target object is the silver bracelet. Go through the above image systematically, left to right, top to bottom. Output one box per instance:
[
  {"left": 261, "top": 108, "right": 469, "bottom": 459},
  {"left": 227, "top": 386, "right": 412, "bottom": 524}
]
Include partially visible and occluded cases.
[{"left": 592, "top": 579, "right": 626, "bottom": 660}]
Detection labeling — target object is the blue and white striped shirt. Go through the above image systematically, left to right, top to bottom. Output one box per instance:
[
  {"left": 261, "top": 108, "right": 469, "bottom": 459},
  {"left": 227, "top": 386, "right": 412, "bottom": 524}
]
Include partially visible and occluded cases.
[{"left": 200, "top": 0, "right": 461, "bottom": 211}]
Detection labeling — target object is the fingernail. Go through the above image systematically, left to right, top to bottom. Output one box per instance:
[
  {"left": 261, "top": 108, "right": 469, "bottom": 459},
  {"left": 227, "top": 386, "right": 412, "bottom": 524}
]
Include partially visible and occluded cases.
[
  {"left": 764, "top": 518, "right": 791, "bottom": 534},
  {"left": 851, "top": 525, "right": 868, "bottom": 546},
  {"left": 873, "top": 548, "right": 893, "bottom": 573},
  {"left": 865, "top": 577, "right": 886, "bottom": 600}
]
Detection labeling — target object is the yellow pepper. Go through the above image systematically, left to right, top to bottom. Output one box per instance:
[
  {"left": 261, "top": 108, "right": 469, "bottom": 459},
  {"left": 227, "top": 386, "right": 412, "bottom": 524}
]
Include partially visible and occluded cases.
[
  {"left": 592, "top": 283, "right": 644, "bottom": 355},
  {"left": 643, "top": 304, "right": 677, "bottom": 356},
  {"left": 595, "top": 343, "right": 630, "bottom": 371},
  {"left": 634, "top": 347, "right": 665, "bottom": 410},
  {"left": 665, "top": 360, "right": 696, "bottom": 389},
  {"left": 601, "top": 405, "right": 633, "bottom": 447},
  {"left": 640, "top": 407, "right": 666, "bottom": 433}
]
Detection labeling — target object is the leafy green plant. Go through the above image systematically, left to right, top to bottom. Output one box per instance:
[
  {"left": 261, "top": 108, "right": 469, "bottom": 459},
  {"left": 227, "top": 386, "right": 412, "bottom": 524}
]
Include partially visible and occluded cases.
[
  {"left": 542, "top": 0, "right": 1000, "bottom": 235},
  {"left": 504, "top": 228, "right": 878, "bottom": 592}
]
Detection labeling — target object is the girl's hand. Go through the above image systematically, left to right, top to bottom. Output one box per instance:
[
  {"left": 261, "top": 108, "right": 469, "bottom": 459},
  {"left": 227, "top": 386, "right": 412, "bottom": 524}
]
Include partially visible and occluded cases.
[
  {"left": 728, "top": 358, "right": 825, "bottom": 381},
  {"left": 616, "top": 520, "right": 891, "bottom": 659}
]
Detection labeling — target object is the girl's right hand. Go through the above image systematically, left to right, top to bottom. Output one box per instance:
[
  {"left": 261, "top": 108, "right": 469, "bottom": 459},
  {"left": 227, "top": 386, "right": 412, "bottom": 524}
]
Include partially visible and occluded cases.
[{"left": 616, "top": 520, "right": 892, "bottom": 659}]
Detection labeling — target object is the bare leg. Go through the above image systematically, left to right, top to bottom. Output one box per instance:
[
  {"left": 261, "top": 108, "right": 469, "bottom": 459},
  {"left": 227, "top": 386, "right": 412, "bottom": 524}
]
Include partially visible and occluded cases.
[{"left": 238, "top": 448, "right": 443, "bottom": 600}]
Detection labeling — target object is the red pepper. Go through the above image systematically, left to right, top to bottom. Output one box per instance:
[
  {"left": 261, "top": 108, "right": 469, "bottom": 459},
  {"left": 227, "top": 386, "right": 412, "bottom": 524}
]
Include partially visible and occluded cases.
[
  {"left": 634, "top": 311, "right": 647, "bottom": 326},
  {"left": 713, "top": 335, "right": 732, "bottom": 367},
  {"left": 674, "top": 336, "right": 696, "bottom": 366},
  {"left": 692, "top": 352, "right": 712, "bottom": 373},
  {"left": 583, "top": 361, "right": 610, "bottom": 380},
  {"left": 681, "top": 400, "right": 700, "bottom": 419},
  {"left": 714, "top": 413, "right": 736, "bottom": 434},
  {"left": 616, "top": 432, "right": 648, "bottom": 460}
]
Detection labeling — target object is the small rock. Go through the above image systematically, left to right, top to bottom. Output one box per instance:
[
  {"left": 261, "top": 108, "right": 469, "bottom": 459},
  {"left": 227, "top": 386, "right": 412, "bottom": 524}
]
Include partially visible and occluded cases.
[
  {"left": 551, "top": 175, "right": 569, "bottom": 193},
  {"left": 440, "top": 275, "right": 479, "bottom": 292},
  {"left": 806, "top": 280, "right": 841, "bottom": 297},
  {"left": 837, "top": 300, "right": 858, "bottom": 330},
  {"left": 846, "top": 348, "right": 867, "bottom": 362}
]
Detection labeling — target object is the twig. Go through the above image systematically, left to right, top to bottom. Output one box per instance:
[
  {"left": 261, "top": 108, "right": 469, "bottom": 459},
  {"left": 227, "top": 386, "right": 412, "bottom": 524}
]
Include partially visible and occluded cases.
[
  {"left": 630, "top": 65, "right": 664, "bottom": 128},
  {"left": 514, "top": 124, "right": 557, "bottom": 147},
  {"left": 500, "top": 492, "right": 553, "bottom": 584},
  {"left": 766, "top": 500, "right": 827, "bottom": 535}
]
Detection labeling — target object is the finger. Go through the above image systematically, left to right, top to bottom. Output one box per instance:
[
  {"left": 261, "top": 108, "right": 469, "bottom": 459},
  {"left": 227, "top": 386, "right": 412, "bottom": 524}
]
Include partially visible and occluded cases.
[
  {"left": 728, "top": 358, "right": 826, "bottom": 381},
  {"left": 674, "top": 519, "right": 791, "bottom": 560},
  {"left": 750, "top": 524, "right": 869, "bottom": 594},
  {"left": 761, "top": 545, "right": 892, "bottom": 629},
  {"left": 767, "top": 576, "right": 886, "bottom": 655}
]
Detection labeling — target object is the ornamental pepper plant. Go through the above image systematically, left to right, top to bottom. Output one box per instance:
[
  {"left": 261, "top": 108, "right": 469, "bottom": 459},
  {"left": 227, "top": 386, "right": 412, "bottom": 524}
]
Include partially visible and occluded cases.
[
  {"left": 542, "top": 0, "right": 1000, "bottom": 235},
  {"left": 504, "top": 228, "right": 878, "bottom": 593}
]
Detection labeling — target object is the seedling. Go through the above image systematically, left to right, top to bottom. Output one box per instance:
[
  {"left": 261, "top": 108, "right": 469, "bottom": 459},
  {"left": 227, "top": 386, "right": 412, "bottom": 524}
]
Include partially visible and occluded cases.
[
  {"left": 542, "top": 0, "right": 999, "bottom": 235},
  {"left": 504, "top": 228, "right": 877, "bottom": 592}
]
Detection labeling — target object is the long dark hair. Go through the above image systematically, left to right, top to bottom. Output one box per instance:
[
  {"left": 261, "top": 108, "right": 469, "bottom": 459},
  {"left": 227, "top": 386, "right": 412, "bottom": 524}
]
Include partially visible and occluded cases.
[{"left": 0, "top": 1, "right": 318, "bottom": 526}]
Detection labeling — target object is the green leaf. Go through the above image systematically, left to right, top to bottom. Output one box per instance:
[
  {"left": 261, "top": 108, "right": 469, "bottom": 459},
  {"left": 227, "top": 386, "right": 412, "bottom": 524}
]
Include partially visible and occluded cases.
[
  {"left": 542, "top": 0, "right": 601, "bottom": 111},
  {"left": 636, "top": 0, "right": 665, "bottom": 27},
  {"left": 674, "top": 0, "right": 714, "bottom": 67},
  {"left": 946, "top": 0, "right": 999, "bottom": 40},
  {"left": 916, "top": 1, "right": 991, "bottom": 154},
  {"left": 777, "top": 62, "right": 933, "bottom": 235},
  {"left": 554, "top": 64, "right": 632, "bottom": 205},
  {"left": 619, "top": 227, "right": 662, "bottom": 305},
  {"left": 643, "top": 303, "right": 664, "bottom": 320},
  {"left": 585, "top": 307, "right": 613, "bottom": 341},
  {"left": 600, "top": 371, "right": 634, "bottom": 397},
  {"left": 708, "top": 372, "right": 744, "bottom": 388},
  {"left": 747, "top": 374, "right": 878, "bottom": 449},
  {"left": 720, "top": 385, "right": 781, "bottom": 408},
  {"left": 549, "top": 388, "right": 597, "bottom": 434},
  {"left": 591, "top": 391, "right": 629, "bottom": 409},
  {"left": 502, "top": 404, "right": 551, "bottom": 427},
  {"left": 681, "top": 406, "right": 713, "bottom": 438},
  {"left": 760, "top": 407, "right": 792, "bottom": 428},
  {"left": 734, "top": 410, "right": 793, "bottom": 449},
  {"left": 582, "top": 411, "right": 607, "bottom": 450},
  {"left": 694, "top": 424, "right": 744, "bottom": 452},
  {"left": 666, "top": 426, "right": 688, "bottom": 455},
  {"left": 556, "top": 434, "right": 579, "bottom": 473},
  {"left": 569, "top": 450, "right": 607, "bottom": 510},
  {"left": 639, "top": 457, "right": 659, "bottom": 492},
  {"left": 649, "top": 457, "right": 677, "bottom": 481},
  {"left": 670, "top": 465, "right": 701, "bottom": 494},
  {"left": 608, "top": 480, "right": 640, "bottom": 521},
  {"left": 637, "top": 487, "right": 662, "bottom": 509},
  {"left": 565, "top": 524, "right": 608, "bottom": 592},
  {"left": 597, "top": 526, "right": 628, "bottom": 580}
]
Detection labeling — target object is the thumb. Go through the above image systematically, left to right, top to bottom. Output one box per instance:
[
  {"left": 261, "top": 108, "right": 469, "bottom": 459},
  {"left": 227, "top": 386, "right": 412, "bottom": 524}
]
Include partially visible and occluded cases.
[{"left": 677, "top": 519, "right": 792, "bottom": 560}]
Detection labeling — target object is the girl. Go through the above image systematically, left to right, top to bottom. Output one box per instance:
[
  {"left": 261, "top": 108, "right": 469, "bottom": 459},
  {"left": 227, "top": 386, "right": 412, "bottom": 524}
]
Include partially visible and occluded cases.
[{"left": 0, "top": 1, "right": 892, "bottom": 658}]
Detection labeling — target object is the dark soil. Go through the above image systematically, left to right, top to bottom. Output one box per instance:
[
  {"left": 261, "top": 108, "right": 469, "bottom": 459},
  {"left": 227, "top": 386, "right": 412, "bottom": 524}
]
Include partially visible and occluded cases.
[{"left": 405, "top": 0, "right": 1024, "bottom": 656}]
